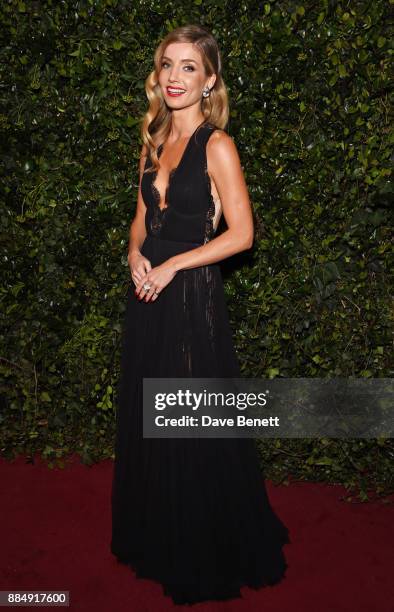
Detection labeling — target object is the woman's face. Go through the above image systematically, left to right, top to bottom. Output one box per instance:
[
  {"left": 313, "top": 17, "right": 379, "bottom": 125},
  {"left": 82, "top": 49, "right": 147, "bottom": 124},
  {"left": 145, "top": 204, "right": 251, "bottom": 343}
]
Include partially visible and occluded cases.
[{"left": 158, "top": 42, "right": 215, "bottom": 110}]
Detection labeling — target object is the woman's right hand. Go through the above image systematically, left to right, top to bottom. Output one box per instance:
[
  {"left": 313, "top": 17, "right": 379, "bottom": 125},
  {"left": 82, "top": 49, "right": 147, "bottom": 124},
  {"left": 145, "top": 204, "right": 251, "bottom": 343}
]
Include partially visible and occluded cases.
[{"left": 128, "top": 250, "right": 152, "bottom": 287}]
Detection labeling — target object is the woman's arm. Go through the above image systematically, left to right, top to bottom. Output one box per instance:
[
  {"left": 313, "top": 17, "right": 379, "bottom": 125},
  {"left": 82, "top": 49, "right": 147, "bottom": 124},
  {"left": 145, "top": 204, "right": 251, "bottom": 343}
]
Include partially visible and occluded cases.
[
  {"left": 168, "top": 130, "right": 254, "bottom": 272},
  {"left": 127, "top": 143, "right": 149, "bottom": 259}
]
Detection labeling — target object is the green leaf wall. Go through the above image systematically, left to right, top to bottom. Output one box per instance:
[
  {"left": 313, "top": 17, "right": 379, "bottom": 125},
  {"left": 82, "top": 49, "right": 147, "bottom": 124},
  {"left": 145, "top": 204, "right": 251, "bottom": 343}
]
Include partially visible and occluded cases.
[{"left": 1, "top": 0, "right": 392, "bottom": 500}]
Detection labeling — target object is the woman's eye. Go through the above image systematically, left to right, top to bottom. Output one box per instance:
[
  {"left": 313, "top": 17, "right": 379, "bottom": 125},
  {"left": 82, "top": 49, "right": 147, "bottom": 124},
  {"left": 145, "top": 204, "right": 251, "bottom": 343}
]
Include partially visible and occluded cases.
[{"left": 161, "top": 62, "right": 194, "bottom": 71}]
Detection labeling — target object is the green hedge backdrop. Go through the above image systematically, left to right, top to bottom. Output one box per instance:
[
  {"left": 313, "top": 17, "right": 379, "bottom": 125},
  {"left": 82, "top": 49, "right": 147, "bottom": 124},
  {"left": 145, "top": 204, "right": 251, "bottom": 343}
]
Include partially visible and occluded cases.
[{"left": 1, "top": 0, "right": 392, "bottom": 502}]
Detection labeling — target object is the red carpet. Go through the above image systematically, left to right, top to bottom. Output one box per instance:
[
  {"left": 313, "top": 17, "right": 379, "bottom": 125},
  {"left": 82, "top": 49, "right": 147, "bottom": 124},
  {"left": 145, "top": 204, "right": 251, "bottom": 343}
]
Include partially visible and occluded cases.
[{"left": 1, "top": 453, "right": 393, "bottom": 611}]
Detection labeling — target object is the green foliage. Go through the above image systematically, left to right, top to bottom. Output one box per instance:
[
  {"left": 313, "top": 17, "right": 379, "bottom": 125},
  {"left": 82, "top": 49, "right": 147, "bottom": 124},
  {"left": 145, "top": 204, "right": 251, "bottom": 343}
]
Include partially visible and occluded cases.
[{"left": 0, "top": 0, "right": 392, "bottom": 500}]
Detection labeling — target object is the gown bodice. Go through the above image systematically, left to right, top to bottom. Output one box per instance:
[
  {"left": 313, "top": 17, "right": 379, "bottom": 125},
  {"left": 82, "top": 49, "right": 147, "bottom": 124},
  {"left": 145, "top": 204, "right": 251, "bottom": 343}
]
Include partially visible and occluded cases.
[{"left": 141, "top": 121, "right": 220, "bottom": 245}]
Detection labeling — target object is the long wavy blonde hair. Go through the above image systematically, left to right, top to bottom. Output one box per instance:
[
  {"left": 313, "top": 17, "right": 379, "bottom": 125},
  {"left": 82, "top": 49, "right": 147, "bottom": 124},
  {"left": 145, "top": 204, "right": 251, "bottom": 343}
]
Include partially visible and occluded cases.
[{"left": 141, "top": 24, "right": 229, "bottom": 174}]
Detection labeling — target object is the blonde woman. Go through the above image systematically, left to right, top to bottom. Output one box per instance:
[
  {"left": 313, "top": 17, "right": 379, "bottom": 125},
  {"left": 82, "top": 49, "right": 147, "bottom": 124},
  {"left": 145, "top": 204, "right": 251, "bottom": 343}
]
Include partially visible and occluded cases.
[{"left": 111, "top": 24, "right": 290, "bottom": 605}]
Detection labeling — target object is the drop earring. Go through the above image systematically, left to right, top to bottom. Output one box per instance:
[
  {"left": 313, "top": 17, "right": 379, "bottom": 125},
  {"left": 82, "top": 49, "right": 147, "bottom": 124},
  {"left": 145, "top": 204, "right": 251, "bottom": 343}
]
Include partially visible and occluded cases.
[{"left": 202, "top": 86, "right": 211, "bottom": 98}]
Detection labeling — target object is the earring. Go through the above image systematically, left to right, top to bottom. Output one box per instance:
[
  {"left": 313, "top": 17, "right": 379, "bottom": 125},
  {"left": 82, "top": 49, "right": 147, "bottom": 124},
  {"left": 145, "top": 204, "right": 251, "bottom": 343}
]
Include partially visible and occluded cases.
[{"left": 202, "top": 86, "right": 211, "bottom": 98}]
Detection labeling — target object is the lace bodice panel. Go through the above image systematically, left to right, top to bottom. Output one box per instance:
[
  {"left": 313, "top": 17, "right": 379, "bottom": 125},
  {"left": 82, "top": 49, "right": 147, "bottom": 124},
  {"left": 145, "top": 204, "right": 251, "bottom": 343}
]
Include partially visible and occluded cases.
[{"left": 141, "top": 121, "right": 221, "bottom": 245}]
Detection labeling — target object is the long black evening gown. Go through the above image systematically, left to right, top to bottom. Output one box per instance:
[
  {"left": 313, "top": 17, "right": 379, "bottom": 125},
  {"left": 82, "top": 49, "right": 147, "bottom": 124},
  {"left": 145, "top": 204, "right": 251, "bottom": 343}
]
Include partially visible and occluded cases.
[{"left": 111, "top": 120, "right": 290, "bottom": 605}]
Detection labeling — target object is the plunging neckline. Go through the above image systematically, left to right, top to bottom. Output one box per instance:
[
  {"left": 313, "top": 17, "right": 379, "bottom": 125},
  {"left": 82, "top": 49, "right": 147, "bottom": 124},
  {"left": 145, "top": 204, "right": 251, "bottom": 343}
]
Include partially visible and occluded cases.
[{"left": 151, "top": 120, "right": 206, "bottom": 213}]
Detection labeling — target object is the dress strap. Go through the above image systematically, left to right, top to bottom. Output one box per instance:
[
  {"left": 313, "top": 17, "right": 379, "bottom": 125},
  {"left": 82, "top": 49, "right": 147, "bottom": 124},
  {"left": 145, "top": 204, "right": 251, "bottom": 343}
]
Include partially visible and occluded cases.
[{"left": 194, "top": 121, "right": 218, "bottom": 149}]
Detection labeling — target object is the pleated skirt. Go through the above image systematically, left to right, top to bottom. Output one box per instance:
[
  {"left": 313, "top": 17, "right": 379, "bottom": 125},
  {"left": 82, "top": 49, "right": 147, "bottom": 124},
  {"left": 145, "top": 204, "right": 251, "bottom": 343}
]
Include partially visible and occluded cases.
[{"left": 111, "top": 234, "right": 290, "bottom": 605}]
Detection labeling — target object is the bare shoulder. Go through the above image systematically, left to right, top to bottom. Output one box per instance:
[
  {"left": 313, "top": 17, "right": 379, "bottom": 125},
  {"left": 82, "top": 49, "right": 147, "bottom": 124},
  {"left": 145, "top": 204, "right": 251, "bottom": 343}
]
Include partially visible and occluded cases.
[
  {"left": 207, "top": 128, "right": 238, "bottom": 163},
  {"left": 208, "top": 128, "right": 234, "bottom": 148},
  {"left": 206, "top": 129, "right": 241, "bottom": 182}
]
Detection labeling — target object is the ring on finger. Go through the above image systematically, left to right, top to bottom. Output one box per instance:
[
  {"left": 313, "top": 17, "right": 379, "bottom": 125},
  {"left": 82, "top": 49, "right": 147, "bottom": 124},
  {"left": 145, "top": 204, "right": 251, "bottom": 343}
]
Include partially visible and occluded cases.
[{"left": 146, "top": 287, "right": 160, "bottom": 300}]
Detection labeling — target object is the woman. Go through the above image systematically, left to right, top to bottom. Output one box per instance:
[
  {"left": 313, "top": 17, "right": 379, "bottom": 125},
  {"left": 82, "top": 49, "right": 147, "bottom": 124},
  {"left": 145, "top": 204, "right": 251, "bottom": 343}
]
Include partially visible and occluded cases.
[{"left": 111, "top": 24, "right": 290, "bottom": 605}]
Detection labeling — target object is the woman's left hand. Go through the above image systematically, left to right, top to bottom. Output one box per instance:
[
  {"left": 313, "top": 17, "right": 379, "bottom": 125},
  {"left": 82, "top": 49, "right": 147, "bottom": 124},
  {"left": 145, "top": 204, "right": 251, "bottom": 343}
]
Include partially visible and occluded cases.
[{"left": 135, "top": 260, "right": 177, "bottom": 302}]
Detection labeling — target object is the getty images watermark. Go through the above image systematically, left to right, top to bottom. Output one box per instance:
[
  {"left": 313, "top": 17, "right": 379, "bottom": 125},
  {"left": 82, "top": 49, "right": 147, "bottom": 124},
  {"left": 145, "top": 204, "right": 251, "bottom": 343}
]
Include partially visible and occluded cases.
[{"left": 142, "top": 378, "right": 393, "bottom": 439}]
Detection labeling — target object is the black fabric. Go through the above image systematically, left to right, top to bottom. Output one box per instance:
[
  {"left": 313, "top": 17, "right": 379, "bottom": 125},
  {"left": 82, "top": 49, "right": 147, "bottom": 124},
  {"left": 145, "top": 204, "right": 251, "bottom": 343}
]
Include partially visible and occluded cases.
[{"left": 111, "top": 121, "right": 290, "bottom": 605}]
